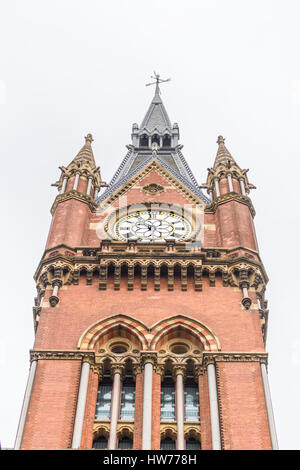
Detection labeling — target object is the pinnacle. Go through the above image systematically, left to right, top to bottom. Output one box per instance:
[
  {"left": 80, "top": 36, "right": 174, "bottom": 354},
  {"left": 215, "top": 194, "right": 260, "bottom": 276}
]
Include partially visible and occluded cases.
[
  {"left": 140, "top": 85, "right": 171, "bottom": 132},
  {"left": 73, "top": 133, "right": 95, "bottom": 165},
  {"left": 214, "top": 135, "right": 236, "bottom": 168}
]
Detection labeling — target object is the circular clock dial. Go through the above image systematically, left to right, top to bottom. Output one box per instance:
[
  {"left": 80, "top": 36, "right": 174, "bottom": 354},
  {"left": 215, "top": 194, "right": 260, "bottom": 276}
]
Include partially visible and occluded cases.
[{"left": 114, "top": 210, "right": 192, "bottom": 242}]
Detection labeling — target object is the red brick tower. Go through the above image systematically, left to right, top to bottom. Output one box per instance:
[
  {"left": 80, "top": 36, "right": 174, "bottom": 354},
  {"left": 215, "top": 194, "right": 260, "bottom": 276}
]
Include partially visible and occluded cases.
[{"left": 15, "top": 78, "right": 278, "bottom": 450}]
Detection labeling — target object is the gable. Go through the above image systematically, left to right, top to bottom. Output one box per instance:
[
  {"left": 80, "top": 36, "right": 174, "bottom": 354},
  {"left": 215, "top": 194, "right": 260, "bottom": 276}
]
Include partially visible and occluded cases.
[{"left": 97, "top": 161, "right": 208, "bottom": 209}]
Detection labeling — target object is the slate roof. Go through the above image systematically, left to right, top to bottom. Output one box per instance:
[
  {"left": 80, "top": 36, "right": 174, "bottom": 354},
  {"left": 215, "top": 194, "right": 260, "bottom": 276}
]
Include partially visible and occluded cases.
[
  {"left": 140, "top": 83, "right": 172, "bottom": 132},
  {"left": 96, "top": 87, "right": 210, "bottom": 205}
]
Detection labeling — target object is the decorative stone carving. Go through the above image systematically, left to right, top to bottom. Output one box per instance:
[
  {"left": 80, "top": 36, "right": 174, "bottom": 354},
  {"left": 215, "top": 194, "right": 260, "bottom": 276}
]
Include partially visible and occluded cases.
[{"left": 142, "top": 183, "right": 165, "bottom": 195}]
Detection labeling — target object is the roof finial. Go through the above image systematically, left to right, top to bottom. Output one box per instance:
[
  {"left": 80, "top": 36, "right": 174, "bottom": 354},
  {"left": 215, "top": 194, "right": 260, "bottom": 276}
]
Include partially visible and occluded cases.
[
  {"left": 146, "top": 71, "right": 171, "bottom": 94},
  {"left": 85, "top": 133, "right": 94, "bottom": 144},
  {"left": 217, "top": 135, "right": 225, "bottom": 145}
]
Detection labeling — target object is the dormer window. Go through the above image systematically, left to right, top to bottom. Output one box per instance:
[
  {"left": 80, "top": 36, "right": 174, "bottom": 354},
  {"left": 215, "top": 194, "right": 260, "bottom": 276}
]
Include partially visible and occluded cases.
[
  {"left": 140, "top": 134, "right": 149, "bottom": 147},
  {"left": 151, "top": 134, "right": 160, "bottom": 145},
  {"left": 163, "top": 134, "right": 171, "bottom": 147}
]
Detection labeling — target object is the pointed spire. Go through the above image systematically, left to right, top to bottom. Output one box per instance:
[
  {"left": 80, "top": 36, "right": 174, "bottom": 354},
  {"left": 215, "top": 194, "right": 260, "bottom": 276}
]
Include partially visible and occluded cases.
[
  {"left": 141, "top": 76, "right": 172, "bottom": 132},
  {"left": 73, "top": 133, "right": 95, "bottom": 165},
  {"left": 214, "top": 136, "right": 236, "bottom": 169}
]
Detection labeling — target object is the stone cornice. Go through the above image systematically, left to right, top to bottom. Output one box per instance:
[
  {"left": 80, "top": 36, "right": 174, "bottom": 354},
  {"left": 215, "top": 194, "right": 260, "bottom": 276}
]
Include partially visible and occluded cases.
[
  {"left": 50, "top": 190, "right": 98, "bottom": 215},
  {"left": 205, "top": 193, "right": 256, "bottom": 217},
  {"left": 34, "top": 250, "right": 268, "bottom": 292},
  {"left": 29, "top": 349, "right": 268, "bottom": 367},
  {"left": 30, "top": 349, "right": 95, "bottom": 363},
  {"left": 202, "top": 351, "right": 268, "bottom": 365}
]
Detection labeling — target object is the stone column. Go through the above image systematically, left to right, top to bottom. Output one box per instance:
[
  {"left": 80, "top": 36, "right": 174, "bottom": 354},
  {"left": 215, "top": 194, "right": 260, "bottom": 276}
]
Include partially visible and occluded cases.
[
  {"left": 73, "top": 172, "right": 80, "bottom": 191},
  {"left": 227, "top": 173, "right": 233, "bottom": 192},
  {"left": 60, "top": 177, "right": 68, "bottom": 194},
  {"left": 86, "top": 177, "right": 93, "bottom": 196},
  {"left": 214, "top": 178, "right": 220, "bottom": 197},
  {"left": 239, "top": 178, "right": 246, "bottom": 196},
  {"left": 94, "top": 186, "right": 99, "bottom": 202},
  {"left": 239, "top": 267, "right": 252, "bottom": 310},
  {"left": 49, "top": 280, "right": 62, "bottom": 307},
  {"left": 141, "top": 353, "right": 157, "bottom": 450},
  {"left": 14, "top": 359, "right": 38, "bottom": 449},
  {"left": 71, "top": 360, "right": 91, "bottom": 449},
  {"left": 207, "top": 361, "right": 221, "bottom": 450},
  {"left": 261, "top": 362, "right": 279, "bottom": 449},
  {"left": 108, "top": 364, "right": 123, "bottom": 450},
  {"left": 174, "top": 366, "right": 185, "bottom": 450}
]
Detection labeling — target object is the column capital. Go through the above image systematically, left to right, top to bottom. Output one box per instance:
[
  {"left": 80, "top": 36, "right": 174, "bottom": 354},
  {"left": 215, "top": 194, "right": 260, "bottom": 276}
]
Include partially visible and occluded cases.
[
  {"left": 51, "top": 278, "right": 63, "bottom": 288},
  {"left": 140, "top": 351, "right": 158, "bottom": 369},
  {"left": 110, "top": 363, "right": 125, "bottom": 379},
  {"left": 132, "top": 363, "right": 142, "bottom": 377},
  {"left": 154, "top": 363, "right": 165, "bottom": 379},
  {"left": 90, "top": 364, "right": 103, "bottom": 380},
  {"left": 172, "top": 364, "right": 186, "bottom": 381},
  {"left": 194, "top": 364, "right": 205, "bottom": 378}
]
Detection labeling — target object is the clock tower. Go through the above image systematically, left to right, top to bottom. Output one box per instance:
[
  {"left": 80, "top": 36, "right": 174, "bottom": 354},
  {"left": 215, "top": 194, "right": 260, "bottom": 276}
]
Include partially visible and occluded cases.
[{"left": 15, "top": 78, "right": 278, "bottom": 450}]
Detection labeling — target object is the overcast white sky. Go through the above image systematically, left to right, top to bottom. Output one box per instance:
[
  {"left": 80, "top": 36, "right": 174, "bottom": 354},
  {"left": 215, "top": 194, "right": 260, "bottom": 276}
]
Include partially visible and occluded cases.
[{"left": 1, "top": 0, "right": 300, "bottom": 450}]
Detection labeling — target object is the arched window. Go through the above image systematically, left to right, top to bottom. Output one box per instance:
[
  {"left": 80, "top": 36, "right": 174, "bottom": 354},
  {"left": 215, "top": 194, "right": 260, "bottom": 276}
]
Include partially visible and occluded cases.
[
  {"left": 140, "top": 134, "right": 149, "bottom": 147},
  {"left": 151, "top": 134, "right": 160, "bottom": 145},
  {"left": 162, "top": 134, "right": 171, "bottom": 147},
  {"left": 161, "top": 371, "right": 175, "bottom": 421},
  {"left": 120, "top": 372, "right": 135, "bottom": 421},
  {"left": 95, "top": 373, "right": 113, "bottom": 420},
  {"left": 184, "top": 378, "right": 200, "bottom": 422},
  {"left": 92, "top": 435, "right": 108, "bottom": 449},
  {"left": 118, "top": 436, "right": 133, "bottom": 450},
  {"left": 161, "top": 437, "right": 176, "bottom": 450},
  {"left": 186, "top": 437, "right": 201, "bottom": 450}
]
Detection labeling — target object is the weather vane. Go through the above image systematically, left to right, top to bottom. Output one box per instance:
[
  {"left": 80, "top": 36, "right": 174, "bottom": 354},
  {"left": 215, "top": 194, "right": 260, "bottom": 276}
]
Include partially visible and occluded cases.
[{"left": 146, "top": 71, "right": 171, "bottom": 90}]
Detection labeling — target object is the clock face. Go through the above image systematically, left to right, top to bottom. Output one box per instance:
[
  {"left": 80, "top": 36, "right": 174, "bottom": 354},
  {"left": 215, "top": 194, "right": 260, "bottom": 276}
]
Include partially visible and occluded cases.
[{"left": 113, "top": 210, "right": 192, "bottom": 242}]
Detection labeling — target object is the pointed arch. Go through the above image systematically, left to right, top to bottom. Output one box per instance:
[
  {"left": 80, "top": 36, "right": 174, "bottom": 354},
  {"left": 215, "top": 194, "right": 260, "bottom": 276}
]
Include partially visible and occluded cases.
[
  {"left": 77, "top": 314, "right": 149, "bottom": 351},
  {"left": 149, "top": 315, "right": 221, "bottom": 352}
]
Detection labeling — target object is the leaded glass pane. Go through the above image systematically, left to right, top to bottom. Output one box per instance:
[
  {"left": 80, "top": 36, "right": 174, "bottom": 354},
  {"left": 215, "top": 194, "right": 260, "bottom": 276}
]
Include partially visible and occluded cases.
[
  {"left": 95, "top": 383, "right": 112, "bottom": 420},
  {"left": 120, "top": 384, "right": 135, "bottom": 420},
  {"left": 161, "top": 385, "right": 175, "bottom": 421},
  {"left": 184, "top": 385, "right": 200, "bottom": 422},
  {"left": 92, "top": 436, "right": 108, "bottom": 449},
  {"left": 118, "top": 437, "right": 133, "bottom": 450},
  {"left": 161, "top": 438, "right": 176, "bottom": 450},
  {"left": 186, "top": 438, "right": 201, "bottom": 450}
]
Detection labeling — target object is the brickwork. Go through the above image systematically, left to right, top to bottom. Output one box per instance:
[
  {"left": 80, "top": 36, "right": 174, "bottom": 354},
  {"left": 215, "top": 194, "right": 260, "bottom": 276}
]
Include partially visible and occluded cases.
[
  {"left": 18, "top": 99, "right": 273, "bottom": 450},
  {"left": 35, "top": 277, "right": 264, "bottom": 352},
  {"left": 21, "top": 360, "right": 81, "bottom": 449},
  {"left": 216, "top": 362, "right": 272, "bottom": 449},
  {"left": 80, "top": 368, "right": 99, "bottom": 449},
  {"left": 133, "top": 371, "right": 144, "bottom": 449},
  {"left": 151, "top": 371, "right": 161, "bottom": 450},
  {"left": 198, "top": 373, "right": 212, "bottom": 450}
]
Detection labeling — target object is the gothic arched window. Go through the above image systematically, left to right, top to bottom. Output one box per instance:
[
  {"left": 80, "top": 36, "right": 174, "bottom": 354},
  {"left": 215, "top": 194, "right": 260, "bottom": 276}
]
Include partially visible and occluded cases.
[
  {"left": 140, "top": 134, "right": 149, "bottom": 147},
  {"left": 151, "top": 134, "right": 160, "bottom": 145},
  {"left": 162, "top": 134, "right": 171, "bottom": 147},
  {"left": 161, "top": 372, "right": 175, "bottom": 421},
  {"left": 120, "top": 373, "right": 135, "bottom": 421},
  {"left": 95, "top": 374, "right": 113, "bottom": 420},
  {"left": 184, "top": 378, "right": 200, "bottom": 422},
  {"left": 92, "top": 435, "right": 108, "bottom": 449},
  {"left": 118, "top": 436, "right": 133, "bottom": 450},
  {"left": 186, "top": 436, "right": 201, "bottom": 450},
  {"left": 161, "top": 437, "right": 176, "bottom": 450}
]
